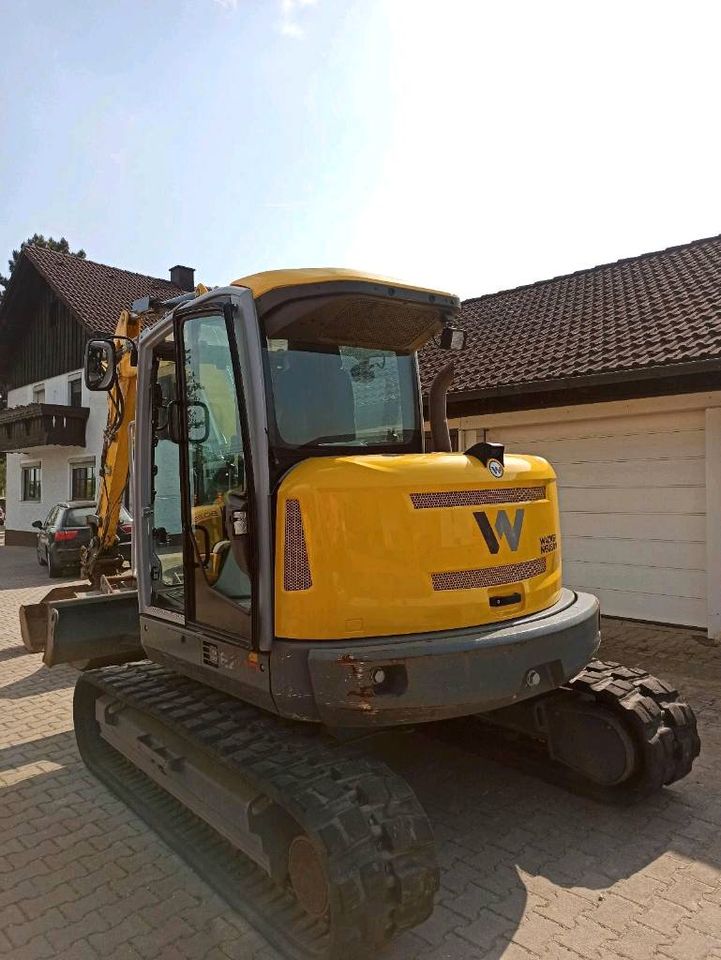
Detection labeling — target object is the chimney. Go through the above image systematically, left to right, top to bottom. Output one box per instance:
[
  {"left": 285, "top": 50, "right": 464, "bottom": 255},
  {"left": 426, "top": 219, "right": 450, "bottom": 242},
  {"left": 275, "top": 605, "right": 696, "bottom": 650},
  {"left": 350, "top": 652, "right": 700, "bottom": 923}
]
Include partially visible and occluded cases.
[{"left": 170, "top": 264, "right": 195, "bottom": 292}]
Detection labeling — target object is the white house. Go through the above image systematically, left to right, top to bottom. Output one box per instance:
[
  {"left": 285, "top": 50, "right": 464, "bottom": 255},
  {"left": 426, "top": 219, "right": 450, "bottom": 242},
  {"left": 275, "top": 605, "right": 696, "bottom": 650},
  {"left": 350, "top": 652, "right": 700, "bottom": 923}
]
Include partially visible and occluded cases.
[
  {"left": 0, "top": 245, "right": 192, "bottom": 544},
  {"left": 5, "top": 372, "right": 107, "bottom": 533}
]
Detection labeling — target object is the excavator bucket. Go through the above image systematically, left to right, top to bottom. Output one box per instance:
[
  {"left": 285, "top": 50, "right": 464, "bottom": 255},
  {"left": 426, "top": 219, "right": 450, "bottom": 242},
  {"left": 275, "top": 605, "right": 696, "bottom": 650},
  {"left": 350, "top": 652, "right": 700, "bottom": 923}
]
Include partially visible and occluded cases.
[
  {"left": 20, "top": 578, "right": 144, "bottom": 669},
  {"left": 20, "top": 584, "right": 98, "bottom": 653}
]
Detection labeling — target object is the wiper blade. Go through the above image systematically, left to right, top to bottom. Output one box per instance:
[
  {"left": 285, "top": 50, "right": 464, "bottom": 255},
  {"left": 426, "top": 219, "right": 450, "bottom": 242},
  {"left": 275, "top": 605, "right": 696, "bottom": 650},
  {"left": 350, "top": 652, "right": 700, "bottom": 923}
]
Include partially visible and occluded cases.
[{"left": 296, "top": 434, "right": 357, "bottom": 448}]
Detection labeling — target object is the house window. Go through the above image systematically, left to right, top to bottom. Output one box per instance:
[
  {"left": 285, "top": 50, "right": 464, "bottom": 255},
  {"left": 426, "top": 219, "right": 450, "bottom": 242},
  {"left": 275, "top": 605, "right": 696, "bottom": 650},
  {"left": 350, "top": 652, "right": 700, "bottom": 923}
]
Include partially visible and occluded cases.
[
  {"left": 69, "top": 377, "right": 82, "bottom": 408},
  {"left": 32, "top": 384, "right": 45, "bottom": 404},
  {"left": 70, "top": 460, "right": 96, "bottom": 501},
  {"left": 22, "top": 465, "right": 42, "bottom": 502}
]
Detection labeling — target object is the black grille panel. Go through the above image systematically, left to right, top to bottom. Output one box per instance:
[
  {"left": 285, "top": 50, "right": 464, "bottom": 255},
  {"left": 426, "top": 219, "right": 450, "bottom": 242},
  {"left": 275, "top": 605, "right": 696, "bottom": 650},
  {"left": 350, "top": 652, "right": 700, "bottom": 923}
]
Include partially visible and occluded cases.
[
  {"left": 411, "top": 487, "right": 545, "bottom": 509},
  {"left": 283, "top": 499, "right": 312, "bottom": 591},
  {"left": 431, "top": 557, "right": 547, "bottom": 592}
]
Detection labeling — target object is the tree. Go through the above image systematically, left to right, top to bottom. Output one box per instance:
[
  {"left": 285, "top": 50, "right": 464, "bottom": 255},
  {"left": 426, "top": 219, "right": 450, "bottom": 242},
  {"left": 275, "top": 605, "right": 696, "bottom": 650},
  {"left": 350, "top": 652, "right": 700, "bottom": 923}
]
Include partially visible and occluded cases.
[{"left": 0, "top": 234, "right": 86, "bottom": 307}]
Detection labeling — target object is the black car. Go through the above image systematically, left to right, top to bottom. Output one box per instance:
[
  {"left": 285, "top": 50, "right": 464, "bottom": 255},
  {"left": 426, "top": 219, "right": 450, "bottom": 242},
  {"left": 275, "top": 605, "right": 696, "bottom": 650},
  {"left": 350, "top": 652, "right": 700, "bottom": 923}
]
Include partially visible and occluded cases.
[{"left": 33, "top": 501, "right": 132, "bottom": 578}]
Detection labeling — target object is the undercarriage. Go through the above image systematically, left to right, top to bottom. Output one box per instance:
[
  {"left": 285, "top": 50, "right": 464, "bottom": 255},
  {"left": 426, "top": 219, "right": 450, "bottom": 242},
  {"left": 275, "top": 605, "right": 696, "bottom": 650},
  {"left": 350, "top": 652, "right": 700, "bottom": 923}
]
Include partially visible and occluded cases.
[
  {"left": 73, "top": 657, "right": 700, "bottom": 959},
  {"left": 75, "top": 663, "right": 438, "bottom": 960}
]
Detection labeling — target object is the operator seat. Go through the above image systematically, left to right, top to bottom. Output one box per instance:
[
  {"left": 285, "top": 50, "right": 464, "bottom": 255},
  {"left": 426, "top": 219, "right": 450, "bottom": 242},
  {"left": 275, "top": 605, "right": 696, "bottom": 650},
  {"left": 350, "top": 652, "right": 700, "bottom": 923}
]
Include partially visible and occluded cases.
[{"left": 273, "top": 347, "right": 356, "bottom": 445}]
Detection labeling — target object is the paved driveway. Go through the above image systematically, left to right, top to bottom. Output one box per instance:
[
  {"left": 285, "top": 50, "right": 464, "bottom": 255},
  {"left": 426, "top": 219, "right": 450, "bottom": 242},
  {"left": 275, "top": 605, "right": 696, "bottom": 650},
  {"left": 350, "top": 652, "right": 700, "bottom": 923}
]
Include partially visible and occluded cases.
[{"left": 1, "top": 545, "right": 721, "bottom": 960}]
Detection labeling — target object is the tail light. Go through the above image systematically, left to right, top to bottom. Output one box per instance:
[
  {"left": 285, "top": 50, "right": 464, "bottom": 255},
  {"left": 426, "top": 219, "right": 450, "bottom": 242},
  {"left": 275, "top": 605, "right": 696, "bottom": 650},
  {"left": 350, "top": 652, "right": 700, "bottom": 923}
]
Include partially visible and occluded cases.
[
  {"left": 120, "top": 523, "right": 132, "bottom": 534},
  {"left": 54, "top": 530, "right": 78, "bottom": 542}
]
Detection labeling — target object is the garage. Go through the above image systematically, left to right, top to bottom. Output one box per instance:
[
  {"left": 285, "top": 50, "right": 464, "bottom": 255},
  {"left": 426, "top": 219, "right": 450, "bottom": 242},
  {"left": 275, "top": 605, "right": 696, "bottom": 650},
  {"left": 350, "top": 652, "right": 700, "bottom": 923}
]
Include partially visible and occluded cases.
[{"left": 459, "top": 398, "right": 712, "bottom": 629}]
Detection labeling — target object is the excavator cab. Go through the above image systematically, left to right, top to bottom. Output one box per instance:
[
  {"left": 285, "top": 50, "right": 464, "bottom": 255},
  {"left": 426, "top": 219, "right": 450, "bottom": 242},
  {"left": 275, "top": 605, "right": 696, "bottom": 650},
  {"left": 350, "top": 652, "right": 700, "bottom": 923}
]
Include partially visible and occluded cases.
[{"left": 128, "top": 276, "right": 468, "bottom": 704}]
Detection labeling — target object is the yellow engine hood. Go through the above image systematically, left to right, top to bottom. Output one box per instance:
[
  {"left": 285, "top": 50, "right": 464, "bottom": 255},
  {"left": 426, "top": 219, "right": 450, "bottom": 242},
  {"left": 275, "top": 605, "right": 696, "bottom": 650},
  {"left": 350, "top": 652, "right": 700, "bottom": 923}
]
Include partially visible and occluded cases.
[{"left": 275, "top": 452, "right": 562, "bottom": 641}]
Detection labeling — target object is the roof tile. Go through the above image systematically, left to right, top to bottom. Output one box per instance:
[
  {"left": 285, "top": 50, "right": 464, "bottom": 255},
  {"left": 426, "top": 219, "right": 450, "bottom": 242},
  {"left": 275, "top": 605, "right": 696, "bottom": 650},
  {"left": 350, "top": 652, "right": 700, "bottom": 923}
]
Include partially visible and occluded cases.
[
  {"left": 420, "top": 234, "right": 721, "bottom": 396},
  {"left": 21, "top": 245, "right": 184, "bottom": 334}
]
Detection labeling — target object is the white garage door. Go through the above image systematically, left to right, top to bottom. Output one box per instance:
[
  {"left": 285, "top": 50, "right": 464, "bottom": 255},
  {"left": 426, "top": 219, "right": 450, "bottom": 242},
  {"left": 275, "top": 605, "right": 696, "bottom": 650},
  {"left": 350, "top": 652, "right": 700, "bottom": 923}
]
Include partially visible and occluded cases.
[{"left": 484, "top": 409, "right": 706, "bottom": 627}]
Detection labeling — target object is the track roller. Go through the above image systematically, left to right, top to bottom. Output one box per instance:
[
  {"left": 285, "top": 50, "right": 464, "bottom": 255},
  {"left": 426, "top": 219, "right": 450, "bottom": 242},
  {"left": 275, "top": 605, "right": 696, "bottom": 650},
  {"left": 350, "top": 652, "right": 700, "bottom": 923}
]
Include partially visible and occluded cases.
[{"left": 73, "top": 663, "right": 438, "bottom": 960}]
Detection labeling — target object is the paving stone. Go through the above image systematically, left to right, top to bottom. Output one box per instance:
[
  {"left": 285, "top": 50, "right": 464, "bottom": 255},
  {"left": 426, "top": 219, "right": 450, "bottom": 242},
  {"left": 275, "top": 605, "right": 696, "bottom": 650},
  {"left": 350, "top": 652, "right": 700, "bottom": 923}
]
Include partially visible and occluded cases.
[
  {"left": 440, "top": 858, "right": 488, "bottom": 895},
  {"left": 685, "top": 862, "right": 721, "bottom": 887},
  {"left": 613, "top": 874, "right": 666, "bottom": 906},
  {"left": 662, "top": 876, "right": 716, "bottom": 911},
  {"left": 443, "top": 882, "right": 501, "bottom": 920},
  {"left": 537, "top": 890, "right": 591, "bottom": 929},
  {"left": 593, "top": 893, "right": 643, "bottom": 933},
  {"left": 638, "top": 898, "right": 693, "bottom": 936},
  {"left": 686, "top": 903, "right": 721, "bottom": 939},
  {"left": 415, "top": 904, "right": 467, "bottom": 947},
  {"left": 6, "top": 907, "right": 67, "bottom": 948},
  {"left": 456, "top": 908, "right": 515, "bottom": 950},
  {"left": 46, "top": 911, "right": 111, "bottom": 953},
  {"left": 511, "top": 913, "right": 566, "bottom": 953},
  {"left": 130, "top": 916, "right": 196, "bottom": 957},
  {"left": 556, "top": 916, "right": 619, "bottom": 959},
  {"left": 88, "top": 917, "right": 153, "bottom": 956},
  {"left": 614, "top": 921, "right": 673, "bottom": 960},
  {"left": 659, "top": 925, "right": 721, "bottom": 960},
  {"left": 414, "top": 932, "right": 480, "bottom": 960},
  {"left": 10, "top": 935, "right": 56, "bottom": 960}
]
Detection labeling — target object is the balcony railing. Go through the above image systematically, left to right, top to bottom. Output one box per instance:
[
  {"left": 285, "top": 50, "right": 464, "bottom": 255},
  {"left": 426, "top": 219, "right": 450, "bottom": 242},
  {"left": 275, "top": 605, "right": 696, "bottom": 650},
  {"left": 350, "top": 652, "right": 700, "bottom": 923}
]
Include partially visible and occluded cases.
[{"left": 0, "top": 403, "right": 90, "bottom": 453}]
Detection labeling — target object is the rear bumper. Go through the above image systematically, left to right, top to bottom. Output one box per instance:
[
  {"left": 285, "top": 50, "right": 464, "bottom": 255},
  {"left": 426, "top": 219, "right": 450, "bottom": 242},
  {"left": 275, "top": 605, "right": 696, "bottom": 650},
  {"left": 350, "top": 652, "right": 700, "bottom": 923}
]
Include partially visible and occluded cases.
[
  {"left": 49, "top": 544, "right": 82, "bottom": 567},
  {"left": 270, "top": 589, "right": 600, "bottom": 727}
]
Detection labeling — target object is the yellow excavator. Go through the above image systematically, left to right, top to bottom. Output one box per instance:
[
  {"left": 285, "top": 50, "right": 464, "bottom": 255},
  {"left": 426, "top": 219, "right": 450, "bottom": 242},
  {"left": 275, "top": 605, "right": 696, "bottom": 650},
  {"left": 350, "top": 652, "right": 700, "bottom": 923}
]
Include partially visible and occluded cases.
[{"left": 20, "top": 269, "right": 700, "bottom": 959}]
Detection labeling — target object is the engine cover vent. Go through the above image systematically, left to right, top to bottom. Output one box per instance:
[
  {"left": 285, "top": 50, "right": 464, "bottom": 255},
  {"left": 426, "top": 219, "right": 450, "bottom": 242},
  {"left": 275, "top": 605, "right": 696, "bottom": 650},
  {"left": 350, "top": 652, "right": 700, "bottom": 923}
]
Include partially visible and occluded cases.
[
  {"left": 411, "top": 487, "right": 545, "bottom": 509},
  {"left": 284, "top": 498, "right": 312, "bottom": 591},
  {"left": 431, "top": 556, "right": 547, "bottom": 592}
]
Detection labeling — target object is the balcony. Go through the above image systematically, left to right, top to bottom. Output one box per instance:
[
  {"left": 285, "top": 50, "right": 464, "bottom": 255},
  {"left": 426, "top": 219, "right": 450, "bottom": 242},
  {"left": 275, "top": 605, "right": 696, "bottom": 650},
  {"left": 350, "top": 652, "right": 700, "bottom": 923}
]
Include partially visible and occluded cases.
[{"left": 0, "top": 403, "right": 89, "bottom": 453}]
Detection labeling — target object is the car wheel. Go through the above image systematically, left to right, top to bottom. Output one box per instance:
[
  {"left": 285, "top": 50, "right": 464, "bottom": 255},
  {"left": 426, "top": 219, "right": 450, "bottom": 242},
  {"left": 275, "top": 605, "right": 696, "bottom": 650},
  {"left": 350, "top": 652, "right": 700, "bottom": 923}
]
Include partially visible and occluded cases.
[{"left": 48, "top": 551, "right": 64, "bottom": 579}]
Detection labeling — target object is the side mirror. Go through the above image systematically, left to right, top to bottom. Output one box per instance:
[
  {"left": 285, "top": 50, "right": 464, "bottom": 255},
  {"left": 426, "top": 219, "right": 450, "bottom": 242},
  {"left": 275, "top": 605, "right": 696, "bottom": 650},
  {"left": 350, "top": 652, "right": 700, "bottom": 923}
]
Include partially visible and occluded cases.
[
  {"left": 438, "top": 326, "right": 467, "bottom": 351},
  {"left": 84, "top": 339, "right": 116, "bottom": 391},
  {"left": 167, "top": 400, "right": 211, "bottom": 445},
  {"left": 187, "top": 402, "right": 211, "bottom": 444},
  {"left": 32, "top": 520, "right": 43, "bottom": 530}
]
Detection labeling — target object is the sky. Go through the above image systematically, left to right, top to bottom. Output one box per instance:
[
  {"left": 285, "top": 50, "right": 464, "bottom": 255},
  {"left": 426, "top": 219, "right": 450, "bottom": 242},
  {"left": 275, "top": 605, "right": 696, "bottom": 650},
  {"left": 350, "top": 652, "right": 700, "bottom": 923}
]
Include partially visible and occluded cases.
[{"left": 2, "top": 0, "right": 721, "bottom": 300}]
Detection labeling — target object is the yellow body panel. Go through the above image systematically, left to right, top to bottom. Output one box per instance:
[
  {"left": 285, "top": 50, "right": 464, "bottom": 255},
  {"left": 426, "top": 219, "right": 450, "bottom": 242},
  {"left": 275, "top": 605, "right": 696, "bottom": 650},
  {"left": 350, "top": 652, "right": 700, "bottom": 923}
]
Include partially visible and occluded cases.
[
  {"left": 231, "top": 267, "right": 455, "bottom": 301},
  {"left": 275, "top": 453, "right": 562, "bottom": 641}
]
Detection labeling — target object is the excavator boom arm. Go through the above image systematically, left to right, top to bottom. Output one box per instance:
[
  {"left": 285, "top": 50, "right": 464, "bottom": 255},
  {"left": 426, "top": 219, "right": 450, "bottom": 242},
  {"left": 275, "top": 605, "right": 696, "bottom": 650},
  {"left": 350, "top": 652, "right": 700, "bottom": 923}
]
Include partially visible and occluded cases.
[{"left": 81, "top": 309, "right": 140, "bottom": 582}]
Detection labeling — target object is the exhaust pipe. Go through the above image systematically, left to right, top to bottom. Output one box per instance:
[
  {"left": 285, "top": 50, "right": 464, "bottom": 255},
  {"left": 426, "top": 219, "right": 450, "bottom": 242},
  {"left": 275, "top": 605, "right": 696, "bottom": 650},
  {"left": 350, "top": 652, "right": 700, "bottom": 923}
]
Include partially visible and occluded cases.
[{"left": 429, "top": 360, "right": 455, "bottom": 453}]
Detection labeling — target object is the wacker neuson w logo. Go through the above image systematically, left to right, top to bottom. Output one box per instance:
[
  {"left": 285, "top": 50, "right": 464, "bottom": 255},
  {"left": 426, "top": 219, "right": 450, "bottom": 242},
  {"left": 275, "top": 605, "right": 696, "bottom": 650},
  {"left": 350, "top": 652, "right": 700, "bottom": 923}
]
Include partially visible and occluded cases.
[{"left": 474, "top": 508, "right": 524, "bottom": 554}]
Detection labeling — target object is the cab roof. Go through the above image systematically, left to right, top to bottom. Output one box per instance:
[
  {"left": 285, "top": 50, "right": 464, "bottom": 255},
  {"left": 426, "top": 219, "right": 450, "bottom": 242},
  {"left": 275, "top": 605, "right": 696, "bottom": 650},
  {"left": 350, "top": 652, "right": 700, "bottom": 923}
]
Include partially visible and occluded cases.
[{"left": 230, "top": 267, "right": 456, "bottom": 302}]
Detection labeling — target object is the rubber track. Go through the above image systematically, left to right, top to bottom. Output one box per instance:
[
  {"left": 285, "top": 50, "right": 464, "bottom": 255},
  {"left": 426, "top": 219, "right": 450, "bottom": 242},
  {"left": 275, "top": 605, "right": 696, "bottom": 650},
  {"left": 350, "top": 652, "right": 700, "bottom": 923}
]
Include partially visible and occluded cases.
[
  {"left": 430, "top": 659, "right": 701, "bottom": 804},
  {"left": 564, "top": 659, "right": 701, "bottom": 800},
  {"left": 74, "top": 662, "right": 438, "bottom": 960}
]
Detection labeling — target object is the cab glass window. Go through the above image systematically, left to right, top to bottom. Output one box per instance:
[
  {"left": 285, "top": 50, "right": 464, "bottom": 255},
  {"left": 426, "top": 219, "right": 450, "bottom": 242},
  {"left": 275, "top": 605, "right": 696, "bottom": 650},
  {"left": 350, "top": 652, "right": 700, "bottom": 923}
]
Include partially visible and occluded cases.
[{"left": 264, "top": 340, "right": 418, "bottom": 449}]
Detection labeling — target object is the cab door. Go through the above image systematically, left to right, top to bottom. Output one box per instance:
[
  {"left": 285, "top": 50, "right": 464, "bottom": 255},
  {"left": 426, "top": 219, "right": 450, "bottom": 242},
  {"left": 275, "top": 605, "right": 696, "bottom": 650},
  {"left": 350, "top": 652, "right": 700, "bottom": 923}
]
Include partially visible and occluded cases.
[{"left": 176, "top": 304, "right": 256, "bottom": 644}]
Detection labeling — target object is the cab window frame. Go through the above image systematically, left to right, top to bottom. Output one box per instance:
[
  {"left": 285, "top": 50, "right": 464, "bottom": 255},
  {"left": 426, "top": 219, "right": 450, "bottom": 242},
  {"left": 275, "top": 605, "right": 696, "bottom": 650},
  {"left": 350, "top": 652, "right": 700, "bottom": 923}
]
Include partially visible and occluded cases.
[{"left": 174, "top": 302, "right": 256, "bottom": 640}]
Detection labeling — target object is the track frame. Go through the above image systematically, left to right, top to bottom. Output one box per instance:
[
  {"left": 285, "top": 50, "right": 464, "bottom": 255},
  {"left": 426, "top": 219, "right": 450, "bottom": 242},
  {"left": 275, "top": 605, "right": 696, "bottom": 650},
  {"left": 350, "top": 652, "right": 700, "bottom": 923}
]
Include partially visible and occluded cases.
[{"left": 74, "top": 662, "right": 438, "bottom": 960}]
